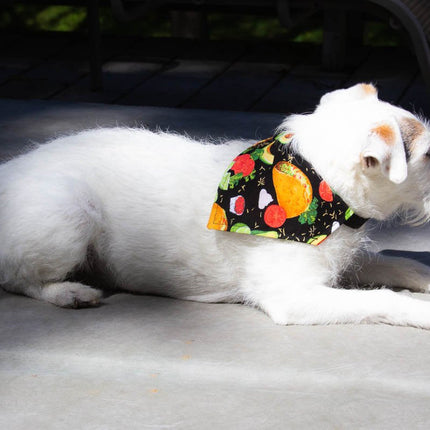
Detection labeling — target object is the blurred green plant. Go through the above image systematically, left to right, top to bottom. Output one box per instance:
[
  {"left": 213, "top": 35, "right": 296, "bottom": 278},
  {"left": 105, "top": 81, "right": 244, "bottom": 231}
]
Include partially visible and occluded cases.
[
  {"left": 0, "top": 5, "right": 402, "bottom": 46},
  {"left": 0, "top": 5, "right": 171, "bottom": 36},
  {"left": 0, "top": 5, "right": 87, "bottom": 31},
  {"left": 364, "top": 21, "right": 403, "bottom": 46}
]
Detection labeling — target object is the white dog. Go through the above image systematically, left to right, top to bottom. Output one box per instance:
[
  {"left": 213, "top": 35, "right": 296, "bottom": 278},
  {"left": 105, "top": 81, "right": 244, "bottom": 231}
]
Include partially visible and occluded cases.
[{"left": 2, "top": 83, "right": 430, "bottom": 328}]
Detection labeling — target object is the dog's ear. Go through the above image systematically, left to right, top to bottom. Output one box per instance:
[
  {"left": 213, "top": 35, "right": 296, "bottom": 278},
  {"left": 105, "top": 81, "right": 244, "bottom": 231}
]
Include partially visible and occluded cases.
[
  {"left": 398, "top": 117, "right": 426, "bottom": 157},
  {"left": 361, "top": 120, "right": 407, "bottom": 184}
]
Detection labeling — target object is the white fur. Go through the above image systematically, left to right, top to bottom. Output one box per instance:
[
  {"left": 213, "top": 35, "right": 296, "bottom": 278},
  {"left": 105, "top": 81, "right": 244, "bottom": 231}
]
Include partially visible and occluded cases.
[{"left": 2, "top": 83, "right": 430, "bottom": 328}]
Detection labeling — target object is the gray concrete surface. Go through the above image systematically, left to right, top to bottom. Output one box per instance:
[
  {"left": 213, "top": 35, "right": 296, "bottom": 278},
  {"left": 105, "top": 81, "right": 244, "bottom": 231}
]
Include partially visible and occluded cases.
[
  {"left": 0, "top": 98, "right": 283, "bottom": 161},
  {"left": 2, "top": 98, "right": 430, "bottom": 429}
]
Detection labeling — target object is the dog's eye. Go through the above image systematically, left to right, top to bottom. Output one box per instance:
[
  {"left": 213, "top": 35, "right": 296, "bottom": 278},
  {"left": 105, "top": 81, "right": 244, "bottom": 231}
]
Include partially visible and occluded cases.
[{"left": 425, "top": 150, "right": 430, "bottom": 159}]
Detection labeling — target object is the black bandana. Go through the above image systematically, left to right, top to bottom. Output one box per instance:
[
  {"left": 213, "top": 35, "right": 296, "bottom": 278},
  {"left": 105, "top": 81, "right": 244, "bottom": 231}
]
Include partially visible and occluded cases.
[{"left": 207, "top": 133, "right": 367, "bottom": 245}]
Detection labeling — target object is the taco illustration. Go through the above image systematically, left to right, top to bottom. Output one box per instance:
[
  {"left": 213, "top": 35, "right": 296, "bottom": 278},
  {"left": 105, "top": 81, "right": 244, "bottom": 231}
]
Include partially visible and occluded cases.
[{"left": 272, "top": 161, "right": 313, "bottom": 219}]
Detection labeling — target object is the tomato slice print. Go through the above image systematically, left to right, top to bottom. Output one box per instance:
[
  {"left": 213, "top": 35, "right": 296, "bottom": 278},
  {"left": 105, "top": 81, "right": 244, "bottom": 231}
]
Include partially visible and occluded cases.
[
  {"left": 231, "top": 154, "right": 255, "bottom": 176},
  {"left": 319, "top": 180, "right": 333, "bottom": 202},
  {"left": 264, "top": 205, "right": 286, "bottom": 228}
]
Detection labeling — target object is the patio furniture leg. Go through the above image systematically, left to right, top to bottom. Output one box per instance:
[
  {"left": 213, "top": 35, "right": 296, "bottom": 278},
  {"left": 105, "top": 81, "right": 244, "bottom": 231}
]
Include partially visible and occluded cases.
[
  {"left": 88, "top": 0, "right": 103, "bottom": 91},
  {"left": 322, "top": 7, "right": 347, "bottom": 71},
  {"left": 322, "top": 7, "right": 365, "bottom": 72}
]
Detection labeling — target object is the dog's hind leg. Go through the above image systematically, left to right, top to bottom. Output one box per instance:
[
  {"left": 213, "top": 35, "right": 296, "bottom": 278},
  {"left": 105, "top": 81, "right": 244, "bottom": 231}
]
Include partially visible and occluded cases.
[
  {"left": 0, "top": 177, "right": 104, "bottom": 307},
  {"left": 349, "top": 251, "right": 430, "bottom": 293},
  {"left": 7, "top": 282, "right": 103, "bottom": 308},
  {"left": 258, "top": 284, "right": 430, "bottom": 329}
]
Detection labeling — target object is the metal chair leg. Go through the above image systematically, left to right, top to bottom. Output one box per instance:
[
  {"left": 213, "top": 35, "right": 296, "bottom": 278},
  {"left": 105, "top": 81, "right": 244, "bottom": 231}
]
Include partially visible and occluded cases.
[{"left": 88, "top": 0, "right": 103, "bottom": 91}]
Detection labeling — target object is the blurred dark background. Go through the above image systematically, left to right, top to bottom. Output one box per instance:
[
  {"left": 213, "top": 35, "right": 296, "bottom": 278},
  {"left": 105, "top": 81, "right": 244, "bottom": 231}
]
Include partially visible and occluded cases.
[
  {"left": 0, "top": 1, "right": 428, "bottom": 115},
  {"left": 0, "top": 2, "right": 405, "bottom": 44}
]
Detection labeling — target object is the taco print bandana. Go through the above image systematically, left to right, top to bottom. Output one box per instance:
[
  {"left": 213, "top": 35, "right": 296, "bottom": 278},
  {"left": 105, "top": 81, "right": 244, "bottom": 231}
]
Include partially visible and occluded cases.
[{"left": 207, "top": 132, "right": 367, "bottom": 245}]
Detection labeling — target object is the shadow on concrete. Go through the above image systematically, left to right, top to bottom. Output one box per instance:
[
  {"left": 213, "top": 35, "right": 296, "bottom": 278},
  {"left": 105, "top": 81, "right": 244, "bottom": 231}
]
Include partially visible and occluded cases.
[{"left": 381, "top": 249, "right": 430, "bottom": 267}]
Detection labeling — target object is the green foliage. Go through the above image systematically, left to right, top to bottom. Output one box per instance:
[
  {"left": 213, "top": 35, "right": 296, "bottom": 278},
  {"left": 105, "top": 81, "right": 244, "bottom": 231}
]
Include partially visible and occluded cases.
[
  {"left": 0, "top": 5, "right": 86, "bottom": 32},
  {"left": 0, "top": 5, "right": 170, "bottom": 36},
  {"left": 36, "top": 6, "right": 86, "bottom": 31},
  {"left": 364, "top": 21, "right": 403, "bottom": 46},
  {"left": 292, "top": 28, "right": 323, "bottom": 43}
]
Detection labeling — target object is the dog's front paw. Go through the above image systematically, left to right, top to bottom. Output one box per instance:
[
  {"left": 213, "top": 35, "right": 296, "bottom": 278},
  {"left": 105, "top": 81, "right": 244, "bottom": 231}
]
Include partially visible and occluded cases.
[
  {"left": 392, "top": 259, "right": 430, "bottom": 294},
  {"left": 407, "top": 269, "right": 430, "bottom": 294},
  {"left": 40, "top": 282, "right": 103, "bottom": 308},
  {"left": 257, "top": 286, "right": 430, "bottom": 329},
  {"left": 259, "top": 298, "right": 297, "bottom": 325}
]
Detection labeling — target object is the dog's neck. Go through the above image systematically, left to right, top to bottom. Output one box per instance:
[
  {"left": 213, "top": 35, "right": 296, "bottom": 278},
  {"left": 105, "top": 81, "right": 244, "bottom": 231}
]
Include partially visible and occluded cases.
[
  {"left": 278, "top": 113, "right": 400, "bottom": 221},
  {"left": 208, "top": 133, "right": 368, "bottom": 245}
]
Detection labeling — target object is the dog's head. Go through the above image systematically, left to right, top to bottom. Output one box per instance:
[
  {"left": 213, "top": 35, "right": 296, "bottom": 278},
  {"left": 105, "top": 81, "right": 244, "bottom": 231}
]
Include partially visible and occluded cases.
[{"left": 282, "top": 83, "right": 430, "bottom": 223}]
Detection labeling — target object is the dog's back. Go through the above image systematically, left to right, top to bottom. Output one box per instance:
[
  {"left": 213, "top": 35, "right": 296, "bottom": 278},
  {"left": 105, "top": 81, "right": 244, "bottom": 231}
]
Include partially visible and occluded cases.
[{"left": 0, "top": 128, "right": 252, "bottom": 306}]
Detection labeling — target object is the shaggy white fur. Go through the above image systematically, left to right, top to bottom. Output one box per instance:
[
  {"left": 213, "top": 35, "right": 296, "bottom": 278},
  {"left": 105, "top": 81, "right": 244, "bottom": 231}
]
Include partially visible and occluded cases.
[{"left": 2, "top": 83, "right": 430, "bottom": 328}]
